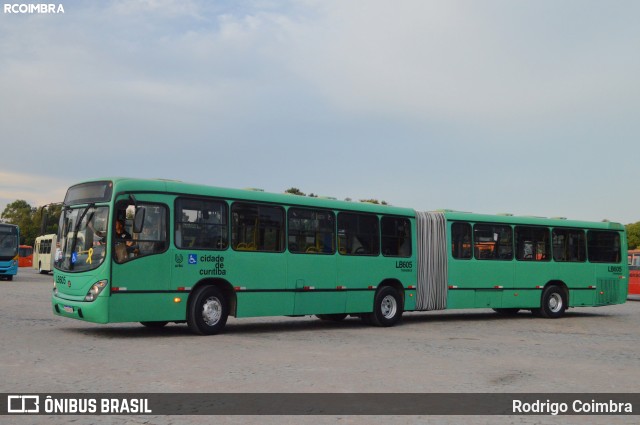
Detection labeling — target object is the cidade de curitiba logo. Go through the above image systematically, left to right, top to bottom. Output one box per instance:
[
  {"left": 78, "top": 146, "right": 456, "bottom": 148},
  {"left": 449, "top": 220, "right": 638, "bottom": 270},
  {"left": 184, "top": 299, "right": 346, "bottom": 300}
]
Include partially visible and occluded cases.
[{"left": 4, "top": 3, "right": 65, "bottom": 14}]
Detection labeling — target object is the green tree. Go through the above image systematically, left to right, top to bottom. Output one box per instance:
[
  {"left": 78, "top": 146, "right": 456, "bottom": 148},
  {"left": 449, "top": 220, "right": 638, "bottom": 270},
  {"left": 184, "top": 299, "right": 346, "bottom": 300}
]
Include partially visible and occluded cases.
[
  {"left": 285, "top": 187, "right": 306, "bottom": 196},
  {"left": 360, "top": 199, "right": 389, "bottom": 205},
  {"left": 1, "top": 200, "right": 37, "bottom": 245},
  {"left": 1, "top": 201, "right": 62, "bottom": 245},
  {"left": 627, "top": 222, "right": 640, "bottom": 250}
]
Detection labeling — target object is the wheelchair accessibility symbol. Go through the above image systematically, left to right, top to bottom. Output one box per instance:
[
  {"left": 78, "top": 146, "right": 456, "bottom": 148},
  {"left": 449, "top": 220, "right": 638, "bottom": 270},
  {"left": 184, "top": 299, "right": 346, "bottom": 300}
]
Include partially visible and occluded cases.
[{"left": 188, "top": 254, "right": 198, "bottom": 265}]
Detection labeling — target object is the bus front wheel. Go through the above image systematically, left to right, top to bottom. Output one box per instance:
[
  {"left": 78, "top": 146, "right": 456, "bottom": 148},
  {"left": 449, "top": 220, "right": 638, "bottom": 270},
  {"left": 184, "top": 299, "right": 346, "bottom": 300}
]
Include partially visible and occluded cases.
[
  {"left": 188, "top": 286, "right": 229, "bottom": 335},
  {"left": 369, "top": 286, "right": 403, "bottom": 327}
]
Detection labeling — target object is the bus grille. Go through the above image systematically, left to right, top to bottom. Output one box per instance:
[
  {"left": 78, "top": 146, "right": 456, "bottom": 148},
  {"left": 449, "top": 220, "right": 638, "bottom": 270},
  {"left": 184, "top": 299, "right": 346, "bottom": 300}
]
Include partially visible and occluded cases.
[{"left": 595, "top": 279, "right": 619, "bottom": 305}]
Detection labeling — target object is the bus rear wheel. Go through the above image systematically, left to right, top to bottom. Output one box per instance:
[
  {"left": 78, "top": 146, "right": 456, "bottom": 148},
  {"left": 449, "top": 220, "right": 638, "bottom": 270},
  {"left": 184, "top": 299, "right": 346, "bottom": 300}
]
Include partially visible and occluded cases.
[
  {"left": 188, "top": 286, "right": 229, "bottom": 335},
  {"left": 369, "top": 286, "right": 403, "bottom": 327},
  {"left": 537, "top": 286, "right": 567, "bottom": 319}
]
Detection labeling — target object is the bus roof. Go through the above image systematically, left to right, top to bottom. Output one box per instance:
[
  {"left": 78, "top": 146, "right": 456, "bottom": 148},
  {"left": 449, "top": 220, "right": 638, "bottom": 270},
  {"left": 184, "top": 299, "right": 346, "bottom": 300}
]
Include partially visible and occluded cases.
[
  {"left": 77, "top": 177, "right": 417, "bottom": 217},
  {"left": 70, "top": 178, "right": 626, "bottom": 229},
  {"left": 442, "top": 210, "right": 624, "bottom": 231}
]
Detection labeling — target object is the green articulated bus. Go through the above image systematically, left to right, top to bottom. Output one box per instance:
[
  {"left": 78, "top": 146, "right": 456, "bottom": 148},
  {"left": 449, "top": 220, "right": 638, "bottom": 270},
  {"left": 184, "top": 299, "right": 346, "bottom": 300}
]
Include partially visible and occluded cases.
[{"left": 52, "top": 178, "right": 628, "bottom": 335}]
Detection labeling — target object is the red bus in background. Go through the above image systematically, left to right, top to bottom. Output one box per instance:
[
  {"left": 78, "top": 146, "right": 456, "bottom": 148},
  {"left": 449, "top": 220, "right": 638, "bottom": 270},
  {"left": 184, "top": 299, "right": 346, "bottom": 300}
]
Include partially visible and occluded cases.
[
  {"left": 18, "top": 245, "right": 33, "bottom": 268},
  {"left": 629, "top": 249, "right": 640, "bottom": 296}
]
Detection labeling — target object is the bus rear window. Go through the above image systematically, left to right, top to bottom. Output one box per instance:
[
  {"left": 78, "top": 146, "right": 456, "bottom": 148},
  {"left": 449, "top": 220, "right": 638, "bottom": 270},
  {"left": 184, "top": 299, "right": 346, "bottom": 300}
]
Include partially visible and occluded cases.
[{"left": 587, "top": 231, "right": 621, "bottom": 263}]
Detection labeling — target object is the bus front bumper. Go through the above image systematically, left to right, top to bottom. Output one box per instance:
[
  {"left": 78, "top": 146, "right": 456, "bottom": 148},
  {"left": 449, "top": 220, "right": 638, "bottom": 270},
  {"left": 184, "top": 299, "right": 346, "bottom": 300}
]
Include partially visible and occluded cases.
[
  {"left": 0, "top": 264, "right": 18, "bottom": 276},
  {"left": 52, "top": 293, "right": 109, "bottom": 323}
]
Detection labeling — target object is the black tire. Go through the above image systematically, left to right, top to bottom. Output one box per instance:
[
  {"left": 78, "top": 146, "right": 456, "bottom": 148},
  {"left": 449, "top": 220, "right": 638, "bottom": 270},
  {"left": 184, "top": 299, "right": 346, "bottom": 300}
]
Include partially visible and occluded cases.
[
  {"left": 38, "top": 263, "right": 47, "bottom": 274},
  {"left": 7, "top": 275, "right": 13, "bottom": 281},
  {"left": 539, "top": 285, "right": 567, "bottom": 319},
  {"left": 188, "top": 286, "right": 229, "bottom": 335},
  {"left": 370, "top": 286, "right": 403, "bottom": 327},
  {"left": 492, "top": 308, "right": 520, "bottom": 316},
  {"left": 316, "top": 314, "right": 348, "bottom": 322},
  {"left": 140, "top": 321, "right": 169, "bottom": 328}
]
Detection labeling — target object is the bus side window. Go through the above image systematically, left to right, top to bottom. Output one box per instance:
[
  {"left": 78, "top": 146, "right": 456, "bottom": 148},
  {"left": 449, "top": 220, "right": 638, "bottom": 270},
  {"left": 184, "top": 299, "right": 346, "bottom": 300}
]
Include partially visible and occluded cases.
[
  {"left": 175, "top": 198, "right": 228, "bottom": 251},
  {"left": 115, "top": 202, "right": 168, "bottom": 262},
  {"left": 232, "top": 202, "right": 285, "bottom": 252},
  {"left": 287, "top": 208, "right": 335, "bottom": 254},
  {"left": 337, "top": 213, "right": 379, "bottom": 256},
  {"left": 381, "top": 216, "right": 411, "bottom": 257},
  {"left": 451, "top": 222, "right": 471, "bottom": 259},
  {"left": 474, "top": 224, "right": 513, "bottom": 260},
  {"left": 515, "top": 226, "right": 550, "bottom": 261},
  {"left": 552, "top": 229, "right": 586, "bottom": 262}
]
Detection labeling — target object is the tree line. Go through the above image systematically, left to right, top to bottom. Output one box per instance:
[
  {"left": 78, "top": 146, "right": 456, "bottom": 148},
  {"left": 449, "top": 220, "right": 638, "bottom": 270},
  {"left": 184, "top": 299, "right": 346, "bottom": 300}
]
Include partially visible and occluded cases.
[
  {"left": 2, "top": 195, "right": 639, "bottom": 250},
  {"left": 0, "top": 200, "right": 61, "bottom": 245}
]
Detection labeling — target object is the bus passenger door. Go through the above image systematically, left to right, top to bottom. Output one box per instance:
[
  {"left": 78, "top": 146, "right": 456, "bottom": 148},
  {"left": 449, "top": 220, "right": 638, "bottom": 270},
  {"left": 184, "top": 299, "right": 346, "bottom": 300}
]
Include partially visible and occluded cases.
[{"left": 109, "top": 199, "right": 175, "bottom": 322}]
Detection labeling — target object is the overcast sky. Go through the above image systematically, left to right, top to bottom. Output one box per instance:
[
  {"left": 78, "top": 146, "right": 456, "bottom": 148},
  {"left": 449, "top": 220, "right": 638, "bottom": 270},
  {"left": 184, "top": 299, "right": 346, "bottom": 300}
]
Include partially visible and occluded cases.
[{"left": 1, "top": 0, "right": 638, "bottom": 224}]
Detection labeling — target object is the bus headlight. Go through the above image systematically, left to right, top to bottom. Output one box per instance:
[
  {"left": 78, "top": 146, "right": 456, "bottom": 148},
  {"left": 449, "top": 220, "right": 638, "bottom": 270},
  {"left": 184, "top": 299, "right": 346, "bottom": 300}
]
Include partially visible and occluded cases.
[
  {"left": 84, "top": 280, "right": 108, "bottom": 302},
  {"left": 53, "top": 281, "right": 58, "bottom": 296}
]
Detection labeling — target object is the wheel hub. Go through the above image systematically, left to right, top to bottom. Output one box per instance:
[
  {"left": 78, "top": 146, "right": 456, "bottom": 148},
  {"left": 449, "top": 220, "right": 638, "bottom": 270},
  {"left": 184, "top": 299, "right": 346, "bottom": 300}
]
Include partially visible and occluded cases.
[{"left": 202, "top": 296, "right": 222, "bottom": 326}]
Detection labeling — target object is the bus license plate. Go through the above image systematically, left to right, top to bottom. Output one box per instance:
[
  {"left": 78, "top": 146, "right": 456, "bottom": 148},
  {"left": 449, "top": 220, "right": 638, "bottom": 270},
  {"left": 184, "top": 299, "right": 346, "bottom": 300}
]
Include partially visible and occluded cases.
[{"left": 63, "top": 305, "right": 74, "bottom": 313}]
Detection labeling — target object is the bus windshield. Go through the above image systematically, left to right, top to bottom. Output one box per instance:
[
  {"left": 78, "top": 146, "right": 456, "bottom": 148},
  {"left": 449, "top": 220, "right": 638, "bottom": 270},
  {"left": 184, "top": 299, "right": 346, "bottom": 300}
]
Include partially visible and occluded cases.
[
  {"left": 56, "top": 206, "right": 109, "bottom": 272},
  {"left": 0, "top": 227, "right": 19, "bottom": 261}
]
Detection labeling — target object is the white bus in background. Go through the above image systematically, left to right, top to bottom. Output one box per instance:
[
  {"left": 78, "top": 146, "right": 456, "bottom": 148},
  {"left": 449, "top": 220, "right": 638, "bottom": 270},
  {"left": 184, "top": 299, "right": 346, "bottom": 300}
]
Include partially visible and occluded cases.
[{"left": 33, "top": 234, "right": 57, "bottom": 274}]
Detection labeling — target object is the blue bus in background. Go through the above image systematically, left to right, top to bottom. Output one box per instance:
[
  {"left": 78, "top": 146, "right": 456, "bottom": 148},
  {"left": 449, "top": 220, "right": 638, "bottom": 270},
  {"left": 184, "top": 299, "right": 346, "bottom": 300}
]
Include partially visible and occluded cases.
[{"left": 0, "top": 224, "right": 19, "bottom": 281}]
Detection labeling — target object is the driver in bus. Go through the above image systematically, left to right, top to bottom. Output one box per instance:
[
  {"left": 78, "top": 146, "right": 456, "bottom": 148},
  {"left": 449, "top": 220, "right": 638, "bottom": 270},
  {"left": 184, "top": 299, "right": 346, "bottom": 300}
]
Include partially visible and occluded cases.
[
  {"left": 114, "top": 219, "right": 135, "bottom": 261},
  {"left": 115, "top": 219, "right": 132, "bottom": 241}
]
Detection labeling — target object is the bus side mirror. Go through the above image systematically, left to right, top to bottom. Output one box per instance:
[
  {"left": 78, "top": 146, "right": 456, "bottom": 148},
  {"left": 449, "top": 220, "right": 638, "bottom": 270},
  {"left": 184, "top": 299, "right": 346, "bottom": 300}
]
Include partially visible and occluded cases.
[{"left": 133, "top": 207, "right": 146, "bottom": 234}]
